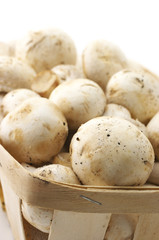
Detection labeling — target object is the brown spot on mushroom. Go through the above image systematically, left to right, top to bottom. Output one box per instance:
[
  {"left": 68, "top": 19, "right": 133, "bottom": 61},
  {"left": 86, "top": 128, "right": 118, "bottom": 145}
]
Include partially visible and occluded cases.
[
  {"left": 18, "top": 104, "right": 32, "bottom": 117},
  {"left": 43, "top": 123, "right": 51, "bottom": 131},
  {"left": 9, "top": 128, "right": 23, "bottom": 142}
]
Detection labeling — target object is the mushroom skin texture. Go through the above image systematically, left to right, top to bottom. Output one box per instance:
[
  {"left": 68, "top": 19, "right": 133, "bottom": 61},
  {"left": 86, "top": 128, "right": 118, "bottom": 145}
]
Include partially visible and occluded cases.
[
  {"left": 16, "top": 28, "right": 77, "bottom": 73},
  {"left": 82, "top": 40, "right": 127, "bottom": 90},
  {"left": 0, "top": 41, "right": 16, "bottom": 57},
  {"left": 0, "top": 56, "right": 36, "bottom": 92},
  {"left": 52, "top": 64, "right": 84, "bottom": 84},
  {"left": 106, "top": 70, "right": 159, "bottom": 124},
  {"left": 49, "top": 79, "right": 106, "bottom": 130},
  {"left": 1, "top": 88, "right": 40, "bottom": 117},
  {"left": 0, "top": 97, "right": 68, "bottom": 165},
  {"left": 103, "top": 103, "right": 131, "bottom": 119},
  {"left": 147, "top": 112, "right": 159, "bottom": 161},
  {"left": 70, "top": 117, "right": 154, "bottom": 186},
  {"left": 147, "top": 162, "right": 159, "bottom": 185},
  {"left": 33, "top": 164, "right": 80, "bottom": 185},
  {"left": 21, "top": 201, "right": 53, "bottom": 233},
  {"left": 104, "top": 214, "right": 139, "bottom": 240}
]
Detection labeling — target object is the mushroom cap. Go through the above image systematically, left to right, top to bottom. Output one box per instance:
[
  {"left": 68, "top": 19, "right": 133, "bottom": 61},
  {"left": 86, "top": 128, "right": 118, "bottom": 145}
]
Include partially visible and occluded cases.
[
  {"left": 16, "top": 28, "right": 77, "bottom": 73},
  {"left": 82, "top": 40, "right": 127, "bottom": 90},
  {"left": 0, "top": 56, "right": 36, "bottom": 92},
  {"left": 52, "top": 64, "right": 84, "bottom": 83},
  {"left": 106, "top": 69, "right": 159, "bottom": 124},
  {"left": 31, "top": 70, "right": 60, "bottom": 98},
  {"left": 49, "top": 78, "right": 106, "bottom": 130},
  {"left": 1, "top": 88, "right": 40, "bottom": 116},
  {"left": 0, "top": 97, "right": 68, "bottom": 165},
  {"left": 103, "top": 103, "right": 131, "bottom": 119},
  {"left": 147, "top": 112, "right": 159, "bottom": 161},
  {"left": 70, "top": 116, "right": 154, "bottom": 186},
  {"left": 52, "top": 152, "right": 71, "bottom": 168},
  {"left": 33, "top": 164, "right": 80, "bottom": 185},
  {"left": 22, "top": 201, "right": 53, "bottom": 233},
  {"left": 104, "top": 214, "right": 138, "bottom": 240}
]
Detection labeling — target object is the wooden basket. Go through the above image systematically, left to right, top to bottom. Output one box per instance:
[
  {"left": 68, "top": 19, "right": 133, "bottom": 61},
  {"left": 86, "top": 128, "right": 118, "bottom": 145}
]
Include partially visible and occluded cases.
[{"left": 0, "top": 144, "right": 159, "bottom": 240}]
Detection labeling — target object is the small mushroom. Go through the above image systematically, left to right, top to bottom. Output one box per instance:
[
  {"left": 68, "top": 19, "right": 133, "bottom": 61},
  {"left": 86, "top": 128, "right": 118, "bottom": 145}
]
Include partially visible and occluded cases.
[
  {"left": 16, "top": 28, "right": 77, "bottom": 73},
  {"left": 82, "top": 40, "right": 127, "bottom": 90},
  {"left": 0, "top": 56, "right": 36, "bottom": 92},
  {"left": 52, "top": 64, "right": 84, "bottom": 84},
  {"left": 31, "top": 70, "right": 60, "bottom": 98},
  {"left": 106, "top": 70, "right": 159, "bottom": 124},
  {"left": 49, "top": 79, "right": 106, "bottom": 130},
  {"left": 1, "top": 88, "right": 40, "bottom": 117},
  {"left": 0, "top": 97, "right": 68, "bottom": 165},
  {"left": 103, "top": 103, "right": 131, "bottom": 119},
  {"left": 147, "top": 112, "right": 159, "bottom": 161},
  {"left": 70, "top": 116, "right": 154, "bottom": 186},
  {"left": 52, "top": 152, "right": 71, "bottom": 168},
  {"left": 33, "top": 164, "right": 80, "bottom": 185},
  {"left": 21, "top": 201, "right": 53, "bottom": 233},
  {"left": 104, "top": 214, "right": 139, "bottom": 240}
]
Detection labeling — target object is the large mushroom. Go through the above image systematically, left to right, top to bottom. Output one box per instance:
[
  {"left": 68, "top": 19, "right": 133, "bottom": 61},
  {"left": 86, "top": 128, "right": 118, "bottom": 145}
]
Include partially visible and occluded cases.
[
  {"left": 16, "top": 28, "right": 77, "bottom": 73},
  {"left": 49, "top": 79, "right": 106, "bottom": 130},
  {"left": 0, "top": 97, "right": 68, "bottom": 165},
  {"left": 70, "top": 116, "right": 154, "bottom": 186}
]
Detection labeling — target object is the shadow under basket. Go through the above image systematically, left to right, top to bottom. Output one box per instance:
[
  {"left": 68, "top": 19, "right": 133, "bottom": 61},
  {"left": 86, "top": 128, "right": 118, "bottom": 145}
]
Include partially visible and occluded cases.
[{"left": 0, "top": 144, "right": 159, "bottom": 240}]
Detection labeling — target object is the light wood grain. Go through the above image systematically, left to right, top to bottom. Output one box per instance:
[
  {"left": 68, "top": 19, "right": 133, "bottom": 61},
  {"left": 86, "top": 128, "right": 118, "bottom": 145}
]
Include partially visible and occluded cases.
[
  {"left": 1, "top": 144, "right": 159, "bottom": 214},
  {"left": 1, "top": 172, "right": 26, "bottom": 240},
  {"left": 49, "top": 210, "right": 111, "bottom": 240},
  {"left": 133, "top": 214, "right": 159, "bottom": 240}
]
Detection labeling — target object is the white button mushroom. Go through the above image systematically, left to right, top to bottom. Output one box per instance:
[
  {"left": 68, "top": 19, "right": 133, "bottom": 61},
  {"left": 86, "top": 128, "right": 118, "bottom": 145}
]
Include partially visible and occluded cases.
[
  {"left": 16, "top": 28, "right": 77, "bottom": 73},
  {"left": 82, "top": 40, "right": 127, "bottom": 90},
  {"left": 0, "top": 56, "right": 36, "bottom": 92},
  {"left": 52, "top": 64, "right": 84, "bottom": 84},
  {"left": 31, "top": 70, "right": 60, "bottom": 98},
  {"left": 106, "top": 70, "right": 159, "bottom": 124},
  {"left": 49, "top": 79, "right": 106, "bottom": 130},
  {"left": 1, "top": 88, "right": 40, "bottom": 117},
  {"left": 0, "top": 97, "right": 68, "bottom": 165},
  {"left": 103, "top": 103, "right": 131, "bottom": 119},
  {"left": 147, "top": 112, "right": 159, "bottom": 161},
  {"left": 70, "top": 116, "right": 154, "bottom": 186},
  {"left": 21, "top": 201, "right": 53, "bottom": 233},
  {"left": 104, "top": 214, "right": 139, "bottom": 240}
]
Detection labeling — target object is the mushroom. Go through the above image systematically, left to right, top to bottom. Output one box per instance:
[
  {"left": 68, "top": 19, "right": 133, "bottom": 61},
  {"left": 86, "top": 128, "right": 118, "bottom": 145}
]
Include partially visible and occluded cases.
[
  {"left": 16, "top": 28, "right": 77, "bottom": 73},
  {"left": 82, "top": 40, "right": 127, "bottom": 90},
  {"left": 0, "top": 56, "right": 36, "bottom": 92},
  {"left": 52, "top": 64, "right": 84, "bottom": 84},
  {"left": 106, "top": 69, "right": 159, "bottom": 124},
  {"left": 31, "top": 70, "right": 60, "bottom": 98},
  {"left": 49, "top": 79, "right": 106, "bottom": 130},
  {"left": 1, "top": 88, "right": 40, "bottom": 117},
  {"left": 0, "top": 97, "right": 68, "bottom": 165},
  {"left": 103, "top": 103, "right": 131, "bottom": 119},
  {"left": 147, "top": 112, "right": 159, "bottom": 161},
  {"left": 70, "top": 116, "right": 154, "bottom": 186},
  {"left": 52, "top": 152, "right": 71, "bottom": 168},
  {"left": 22, "top": 164, "right": 80, "bottom": 233},
  {"left": 21, "top": 201, "right": 53, "bottom": 233},
  {"left": 104, "top": 214, "right": 139, "bottom": 240}
]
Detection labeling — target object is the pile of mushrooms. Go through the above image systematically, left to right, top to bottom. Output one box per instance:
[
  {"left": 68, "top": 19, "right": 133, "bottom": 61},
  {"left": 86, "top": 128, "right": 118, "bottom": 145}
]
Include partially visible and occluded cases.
[{"left": 0, "top": 28, "right": 159, "bottom": 239}]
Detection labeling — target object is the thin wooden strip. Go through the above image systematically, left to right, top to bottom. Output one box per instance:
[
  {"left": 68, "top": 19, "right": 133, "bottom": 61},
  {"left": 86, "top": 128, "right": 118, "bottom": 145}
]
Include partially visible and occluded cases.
[
  {"left": 1, "top": 144, "right": 159, "bottom": 213},
  {"left": 1, "top": 172, "right": 26, "bottom": 240},
  {"left": 48, "top": 210, "right": 111, "bottom": 240},
  {"left": 133, "top": 214, "right": 159, "bottom": 240}
]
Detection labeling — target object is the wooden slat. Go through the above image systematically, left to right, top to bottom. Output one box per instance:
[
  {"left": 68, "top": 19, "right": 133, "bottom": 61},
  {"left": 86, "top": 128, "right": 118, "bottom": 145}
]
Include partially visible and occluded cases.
[
  {"left": 1, "top": 144, "right": 159, "bottom": 214},
  {"left": 1, "top": 172, "right": 26, "bottom": 240},
  {"left": 48, "top": 210, "right": 111, "bottom": 240},
  {"left": 133, "top": 214, "right": 159, "bottom": 240}
]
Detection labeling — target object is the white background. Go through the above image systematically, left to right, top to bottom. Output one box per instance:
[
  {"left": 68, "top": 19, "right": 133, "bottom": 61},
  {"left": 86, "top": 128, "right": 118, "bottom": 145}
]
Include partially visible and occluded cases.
[{"left": 0, "top": 0, "right": 159, "bottom": 239}]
